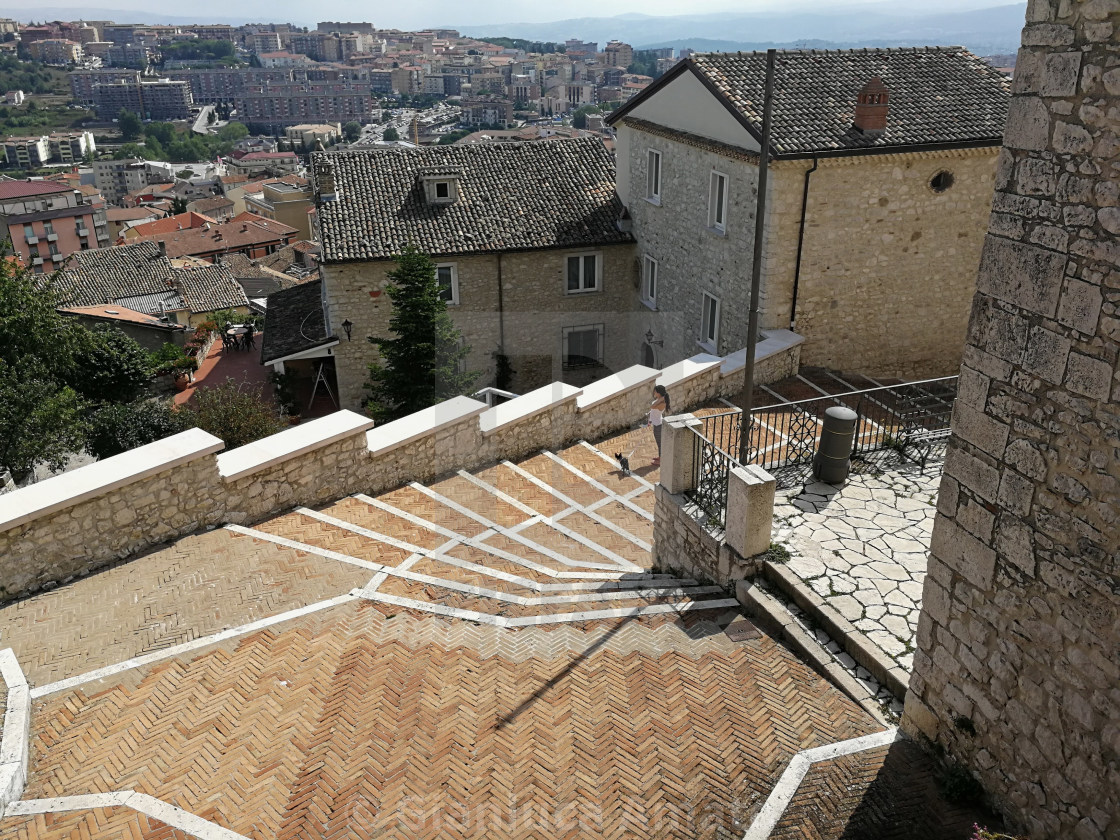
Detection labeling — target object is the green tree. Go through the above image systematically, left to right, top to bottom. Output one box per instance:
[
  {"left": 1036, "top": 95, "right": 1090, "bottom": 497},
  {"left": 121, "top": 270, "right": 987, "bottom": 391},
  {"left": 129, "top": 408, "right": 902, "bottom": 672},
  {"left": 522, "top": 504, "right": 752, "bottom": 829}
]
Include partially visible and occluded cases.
[
  {"left": 571, "top": 104, "right": 601, "bottom": 129},
  {"left": 118, "top": 109, "right": 142, "bottom": 141},
  {"left": 207, "top": 109, "right": 217, "bottom": 124},
  {"left": 216, "top": 121, "right": 249, "bottom": 142},
  {"left": 342, "top": 121, "right": 361, "bottom": 142},
  {"left": 382, "top": 126, "right": 400, "bottom": 141},
  {"left": 171, "top": 196, "right": 189, "bottom": 214},
  {"left": 364, "top": 245, "right": 477, "bottom": 420},
  {"left": 72, "top": 325, "right": 153, "bottom": 404},
  {"left": 0, "top": 360, "right": 85, "bottom": 483},
  {"left": 180, "top": 378, "right": 286, "bottom": 449},
  {"left": 86, "top": 398, "right": 192, "bottom": 460}
]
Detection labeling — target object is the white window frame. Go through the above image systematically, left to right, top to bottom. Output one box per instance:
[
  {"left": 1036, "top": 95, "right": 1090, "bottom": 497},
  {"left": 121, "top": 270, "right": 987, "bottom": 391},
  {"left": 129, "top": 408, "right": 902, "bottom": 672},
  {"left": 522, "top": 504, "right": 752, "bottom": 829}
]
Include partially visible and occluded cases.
[
  {"left": 646, "top": 149, "right": 661, "bottom": 204},
  {"left": 708, "top": 170, "right": 728, "bottom": 233},
  {"left": 565, "top": 252, "right": 601, "bottom": 294},
  {"left": 641, "top": 255, "right": 658, "bottom": 309},
  {"left": 435, "top": 263, "right": 459, "bottom": 305},
  {"left": 700, "top": 292, "right": 720, "bottom": 352},
  {"left": 562, "top": 323, "right": 604, "bottom": 368}
]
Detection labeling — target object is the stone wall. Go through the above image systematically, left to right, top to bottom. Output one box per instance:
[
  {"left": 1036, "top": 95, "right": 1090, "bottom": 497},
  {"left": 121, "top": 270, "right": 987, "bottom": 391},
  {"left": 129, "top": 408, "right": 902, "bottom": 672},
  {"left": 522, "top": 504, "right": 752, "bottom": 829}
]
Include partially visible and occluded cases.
[
  {"left": 903, "top": 4, "right": 1120, "bottom": 839},
  {"left": 619, "top": 119, "right": 999, "bottom": 380},
  {"left": 620, "top": 121, "right": 761, "bottom": 365},
  {"left": 773, "top": 150, "right": 1000, "bottom": 379},
  {"left": 321, "top": 243, "right": 638, "bottom": 411},
  {"left": 0, "top": 354, "right": 748, "bottom": 604}
]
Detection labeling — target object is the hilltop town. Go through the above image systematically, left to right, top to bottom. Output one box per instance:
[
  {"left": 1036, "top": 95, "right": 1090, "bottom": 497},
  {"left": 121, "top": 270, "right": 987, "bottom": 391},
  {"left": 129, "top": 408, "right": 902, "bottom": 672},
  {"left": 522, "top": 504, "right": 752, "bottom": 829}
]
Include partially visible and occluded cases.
[{"left": 0, "top": 6, "right": 1115, "bottom": 840}]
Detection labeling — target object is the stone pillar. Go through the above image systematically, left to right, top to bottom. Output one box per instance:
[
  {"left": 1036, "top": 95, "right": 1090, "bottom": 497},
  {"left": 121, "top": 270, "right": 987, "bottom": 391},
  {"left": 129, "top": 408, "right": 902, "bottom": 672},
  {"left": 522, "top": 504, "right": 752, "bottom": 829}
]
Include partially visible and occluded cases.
[
  {"left": 902, "top": 3, "right": 1120, "bottom": 838},
  {"left": 659, "top": 413, "right": 701, "bottom": 495},
  {"left": 724, "top": 464, "right": 776, "bottom": 558}
]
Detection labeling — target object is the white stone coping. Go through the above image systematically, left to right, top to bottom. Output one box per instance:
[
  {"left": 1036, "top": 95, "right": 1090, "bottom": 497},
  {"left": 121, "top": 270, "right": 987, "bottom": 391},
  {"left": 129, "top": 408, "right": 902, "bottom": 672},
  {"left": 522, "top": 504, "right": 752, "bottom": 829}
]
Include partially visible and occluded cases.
[
  {"left": 721, "top": 329, "right": 805, "bottom": 376},
  {"left": 656, "top": 353, "right": 722, "bottom": 389},
  {"left": 576, "top": 364, "right": 660, "bottom": 411},
  {"left": 479, "top": 382, "right": 582, "bottom": 435},
  {"left": 366, "top": 395, "right": 488, "bottom": 455},
  {"left": 217, "top": 410, "right": 374, "bottom": 481},
  {"left": 0, "top": 429, "right": 224, "bottom": 533},
  {"left": 0, "top": 648, "right": 30, "bottom": 812}
]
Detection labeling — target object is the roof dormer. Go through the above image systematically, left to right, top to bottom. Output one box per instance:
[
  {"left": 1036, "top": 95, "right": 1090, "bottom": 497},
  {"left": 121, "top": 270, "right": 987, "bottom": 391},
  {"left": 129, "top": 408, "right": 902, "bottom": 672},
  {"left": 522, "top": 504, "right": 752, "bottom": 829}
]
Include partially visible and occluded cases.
[{"left": 418, "top": 165, "right": 464, "bottom": 206}]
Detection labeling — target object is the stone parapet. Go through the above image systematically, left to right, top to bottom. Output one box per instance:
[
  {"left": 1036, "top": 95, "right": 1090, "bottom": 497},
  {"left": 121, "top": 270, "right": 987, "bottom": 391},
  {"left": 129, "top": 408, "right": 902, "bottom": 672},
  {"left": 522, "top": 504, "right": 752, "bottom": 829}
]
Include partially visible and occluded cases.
[{"left": 903, "top": 3, "right": 1120, "bottom": 838}]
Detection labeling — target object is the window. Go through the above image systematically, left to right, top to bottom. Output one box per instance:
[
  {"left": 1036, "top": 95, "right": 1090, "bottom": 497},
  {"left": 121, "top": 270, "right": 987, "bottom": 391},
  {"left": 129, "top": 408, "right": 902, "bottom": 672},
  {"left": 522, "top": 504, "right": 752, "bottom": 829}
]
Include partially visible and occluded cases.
[
  {"left": 646, "top": 149, "right": 661, "bottom": 203},
  {"left": 708, "top": 171, "right": 728, "bottom": 232},
  {"left": 929, "top": 171, "right": 955, "bottom": 193},
  {"left": 435, "top": 181, "right": 450, "bottom": 199},
  {"left": 43, "top": 221, "right": 54, "bottom": 235},
  {"left": 22, "top": 224, "right": 34, "bottom": 241},
  {"left": 566, "top": 253, "right": 600, "bottom": 293},
  {"left": 641, "top": 255, "right": 657, "bottom": 308},
  {"left": 436, "top": 263, "right": 459, "bottom": 305},
  {"left": 700, "top": 292, "right": 720, "bottom": 351},
  {"left": 563, "top": 323, "right": 604, "bottom": 368}
]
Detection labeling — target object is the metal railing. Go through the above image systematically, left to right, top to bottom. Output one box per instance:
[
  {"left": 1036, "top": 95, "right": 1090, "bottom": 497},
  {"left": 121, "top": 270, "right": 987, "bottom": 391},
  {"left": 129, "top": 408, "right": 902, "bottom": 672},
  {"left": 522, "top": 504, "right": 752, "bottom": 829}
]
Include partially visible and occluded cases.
[
  {"left": 689, "top": 376, "right": 958, "bottom": 498},
  {"left": 689, "top": 424, "right": 738, "bottom": 529}
]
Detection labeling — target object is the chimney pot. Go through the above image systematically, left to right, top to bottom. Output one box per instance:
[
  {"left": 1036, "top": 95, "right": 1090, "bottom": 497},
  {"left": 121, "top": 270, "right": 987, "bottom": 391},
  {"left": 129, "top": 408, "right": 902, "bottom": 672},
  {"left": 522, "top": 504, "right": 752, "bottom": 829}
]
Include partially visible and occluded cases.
[{"left": 853, "top": 76, "right": 889, "bottom": 137}]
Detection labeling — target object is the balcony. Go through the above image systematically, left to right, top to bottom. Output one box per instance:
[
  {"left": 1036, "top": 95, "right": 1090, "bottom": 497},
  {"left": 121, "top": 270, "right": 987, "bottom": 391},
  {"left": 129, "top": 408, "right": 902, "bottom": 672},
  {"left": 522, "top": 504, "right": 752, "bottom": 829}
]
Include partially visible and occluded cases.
[
  {"left": 77, "top": 227, "right": 90, "bottom": 238},
  {"left": 46, "top": 233, "right": 59, "bottom": 242},
  {"left": 25, "top": 236, "right": 38, "bottom": 244},
  {"left": 51, "top": 253, "right": 65, "bottom": 262},
  {"left": 32, "top": 257, "right": 43, "bottom": 265}
]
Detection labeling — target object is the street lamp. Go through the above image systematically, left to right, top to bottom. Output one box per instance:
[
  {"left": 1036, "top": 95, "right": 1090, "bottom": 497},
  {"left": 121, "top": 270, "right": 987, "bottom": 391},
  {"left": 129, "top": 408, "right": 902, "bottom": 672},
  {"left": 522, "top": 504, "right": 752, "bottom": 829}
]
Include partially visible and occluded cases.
[
  {"left": 341, "top": 319, "right": 353, "bottom": 341},
  {"left": 644, "top": 329, "right": 663, "bottom": 347}
]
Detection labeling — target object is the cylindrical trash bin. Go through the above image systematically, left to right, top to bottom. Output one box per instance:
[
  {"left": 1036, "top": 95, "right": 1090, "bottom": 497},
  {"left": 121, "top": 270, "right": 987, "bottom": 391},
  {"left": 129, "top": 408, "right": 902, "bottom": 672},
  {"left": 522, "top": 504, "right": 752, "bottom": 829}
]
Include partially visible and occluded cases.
[{"left": 813, "top": 406, "right": 858, "bottom": 484}]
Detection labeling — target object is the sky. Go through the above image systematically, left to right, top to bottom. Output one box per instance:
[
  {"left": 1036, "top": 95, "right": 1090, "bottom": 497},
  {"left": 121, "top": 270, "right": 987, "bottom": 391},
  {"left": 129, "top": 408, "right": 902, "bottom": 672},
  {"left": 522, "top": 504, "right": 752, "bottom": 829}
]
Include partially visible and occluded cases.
[{"left": 21, "top": 0, "right": 1016, "bottom": 30}]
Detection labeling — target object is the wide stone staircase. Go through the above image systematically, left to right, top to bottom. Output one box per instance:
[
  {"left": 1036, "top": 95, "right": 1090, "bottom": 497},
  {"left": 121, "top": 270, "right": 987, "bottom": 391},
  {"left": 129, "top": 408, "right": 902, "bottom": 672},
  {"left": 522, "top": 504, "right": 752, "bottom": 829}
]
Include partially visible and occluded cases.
[{"left": 228, "top": 438, "right": 739, "bottom": 627}]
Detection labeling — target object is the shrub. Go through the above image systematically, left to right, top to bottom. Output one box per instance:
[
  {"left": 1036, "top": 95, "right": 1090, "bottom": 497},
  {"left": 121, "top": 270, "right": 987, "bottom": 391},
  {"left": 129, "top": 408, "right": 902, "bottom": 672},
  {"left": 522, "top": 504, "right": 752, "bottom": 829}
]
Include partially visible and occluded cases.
[
  {"left": 179, "top": 378, "right": 285, "bottom": 448},
  {"left": 86, "top": 399, "right": 193, "bottom": 459}
]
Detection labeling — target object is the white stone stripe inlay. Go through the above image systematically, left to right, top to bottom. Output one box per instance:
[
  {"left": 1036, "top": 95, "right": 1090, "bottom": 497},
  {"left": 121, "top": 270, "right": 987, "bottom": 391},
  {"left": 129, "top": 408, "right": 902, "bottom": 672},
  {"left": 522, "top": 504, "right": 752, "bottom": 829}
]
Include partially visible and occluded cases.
[
  {"left": 577, "top": 441, "right": 657, "bottom": 491},
  {"left": 541, "top": 450, "right": 655, "bottom": 523},
  {"left": 494, "top": 462, "right": 644, "bottom": 571},
  {"left": 455, "top": 469, "right": 539, "bottom": 516},
  {"left": 407, "top": 482, "right": 630, "bottom": 572},
  {"left": 353, "top": 494, "right": 620, "bottom": 576},
  {"left": 235, "top": 519, "right": 708, "bottom": 609},
  {"left": 365, "top": 551, "right": 425, "bottom": 594},
  {"left": 361, "top": 592, "right": 741, "bottom": 628},
  {"left": 31, "top": 593, "right": 358, "bottom": 699},
  {"left": 0, "top": 648, "right": 30, "bottom": 813},
  {"left": 740, "top": 728, "right": 901, "bottom": 840},
  {"left": 5, "top": 792, "right": 250, "bottom": 839}
]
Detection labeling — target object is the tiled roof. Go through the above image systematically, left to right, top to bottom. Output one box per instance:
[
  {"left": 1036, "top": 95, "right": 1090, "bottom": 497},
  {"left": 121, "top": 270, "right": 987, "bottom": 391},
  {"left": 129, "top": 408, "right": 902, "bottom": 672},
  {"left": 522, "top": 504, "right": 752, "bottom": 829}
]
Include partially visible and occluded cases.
[
  {"left": 612, "top": 47, "right": 1011, "bottom": 157},
  {"left": 313, "top": 137, "right": 631, "bottom": 262},
  {"left": 239, "top": 151, "right": 299, "bottom": 161},
  {"left": 0, "top": 179, "right": 70, "bottom": 199},
  {"left": 188, "top": 195, "right": 235, "bottom": 213},
  {"left": 105, "top": 206, "right": 161, "bottom": 222},
  {"left": 128, "top": 211, "right": 215, "bottom": 238},
  {"left": 131, "top": 215, "right": 297, "bottom": 259},
  {"left": 52, "top": 241, "right": 247, "bottom": 315},
  {"left": 175, "top": 263, "right": 250, "bottom": 312},
  {"left": 260, "top": 278, "right": 333, "bottom": 363}
]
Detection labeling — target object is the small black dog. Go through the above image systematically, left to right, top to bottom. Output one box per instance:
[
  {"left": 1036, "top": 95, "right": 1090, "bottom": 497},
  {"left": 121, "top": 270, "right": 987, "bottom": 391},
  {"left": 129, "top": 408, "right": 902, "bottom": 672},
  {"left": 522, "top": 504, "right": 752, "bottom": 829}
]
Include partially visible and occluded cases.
[{"left": 614, "top": 451, "right": 632, "bottom": 475}]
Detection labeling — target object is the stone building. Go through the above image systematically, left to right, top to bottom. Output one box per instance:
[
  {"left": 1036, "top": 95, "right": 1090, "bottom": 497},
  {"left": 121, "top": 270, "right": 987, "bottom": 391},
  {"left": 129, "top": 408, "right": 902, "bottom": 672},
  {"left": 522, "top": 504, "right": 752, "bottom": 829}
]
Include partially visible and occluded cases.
[
  {"left": 903, "top": 4, "right": 1120, "bottom": 839},
  {"left": 607, "top": 48, "right": 1010, "bottom": 377},
  {"left": 299, "top": 137, "right": 636, "bottom": 410}
]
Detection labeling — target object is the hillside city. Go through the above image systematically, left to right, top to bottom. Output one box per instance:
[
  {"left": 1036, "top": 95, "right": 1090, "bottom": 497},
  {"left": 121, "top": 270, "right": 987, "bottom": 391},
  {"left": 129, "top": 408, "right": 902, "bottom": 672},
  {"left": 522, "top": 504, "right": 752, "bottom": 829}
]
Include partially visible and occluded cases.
[{"left": 0, "top": 6, "right": 1115, "bottom": 840}]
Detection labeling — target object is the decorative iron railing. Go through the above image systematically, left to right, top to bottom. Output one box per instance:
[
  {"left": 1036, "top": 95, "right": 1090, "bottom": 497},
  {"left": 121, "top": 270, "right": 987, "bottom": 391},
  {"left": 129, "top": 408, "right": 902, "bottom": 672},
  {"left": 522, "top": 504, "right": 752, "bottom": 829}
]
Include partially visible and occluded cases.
[
  {"left": 687, "top": 376, "right": 959, "bottom": 502},
  {"left": 689, "top": 425, "right": 737, "bottom": 529}
]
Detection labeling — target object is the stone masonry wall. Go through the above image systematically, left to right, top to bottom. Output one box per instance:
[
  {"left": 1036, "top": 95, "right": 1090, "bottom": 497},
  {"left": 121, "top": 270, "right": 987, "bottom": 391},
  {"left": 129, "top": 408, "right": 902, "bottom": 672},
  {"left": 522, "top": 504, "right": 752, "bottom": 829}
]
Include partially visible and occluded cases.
[
  {"left": 903, "top": 4, "right": 1120, "bottom": 838},
  {"left": 622, "top": 123, "right": 761, "bottom": 365},
  {"left": 773, "top": 150, "right": 1000, "bottom": 379},
  {"left": 322, "top": 244, "right": 637, "bottom": 412},
  {"left": 0, "top": 455, "right": 225, "bottom": 600},
  {"left": 652, "top": 485, "right": 760, "bottom": 587}
]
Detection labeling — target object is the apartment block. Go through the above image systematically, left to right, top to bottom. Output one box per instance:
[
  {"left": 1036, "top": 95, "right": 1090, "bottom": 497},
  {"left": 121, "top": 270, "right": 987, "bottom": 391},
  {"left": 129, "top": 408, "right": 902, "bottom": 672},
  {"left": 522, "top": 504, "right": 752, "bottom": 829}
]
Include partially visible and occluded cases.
[
  {"left": 91, "top": 77, "right": 193, "bottom": 120},
  {"left": 235, "top": 81, "right": 370, "bottom": 130},
  {"left": 0, "top": 179, "right": 110, "bottom": 270}
]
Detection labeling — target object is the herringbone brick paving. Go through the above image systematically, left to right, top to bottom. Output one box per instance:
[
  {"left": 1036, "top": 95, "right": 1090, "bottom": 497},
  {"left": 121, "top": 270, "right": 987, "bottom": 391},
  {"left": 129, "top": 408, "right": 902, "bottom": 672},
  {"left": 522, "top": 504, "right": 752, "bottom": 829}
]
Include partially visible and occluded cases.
[
  {"left": 3, "top": 422, "right": 955, "bottom": 839},
  {"left": 0, "top": 529, "right": 370, "bottom": 686},
  {"left": 25, "top": 601, "right": 879, "bottom": 840},
  {"left": 769, "top": 741, "right": 996, "bottom": 840},
  {"left": 0, "top": 807, "right": 195, "bottom": 839}
]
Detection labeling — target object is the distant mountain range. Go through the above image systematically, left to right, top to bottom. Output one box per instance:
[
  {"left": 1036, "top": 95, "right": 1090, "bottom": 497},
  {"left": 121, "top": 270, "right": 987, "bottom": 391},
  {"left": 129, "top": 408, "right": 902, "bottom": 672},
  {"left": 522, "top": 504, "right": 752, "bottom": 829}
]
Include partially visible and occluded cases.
[
  {"left": 0, "top": 3, "right": 1028, "bottom": 56},
  {"left": 460, "top": 3, "right": 1028, "bottom": 56}
]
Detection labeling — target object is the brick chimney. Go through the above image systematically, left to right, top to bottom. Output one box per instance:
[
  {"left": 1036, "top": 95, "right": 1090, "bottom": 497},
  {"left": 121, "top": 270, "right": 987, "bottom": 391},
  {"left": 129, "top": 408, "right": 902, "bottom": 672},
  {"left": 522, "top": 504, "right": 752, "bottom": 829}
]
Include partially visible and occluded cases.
[{"left": 853, "top": 76, "right": 889, "bottom": 136}]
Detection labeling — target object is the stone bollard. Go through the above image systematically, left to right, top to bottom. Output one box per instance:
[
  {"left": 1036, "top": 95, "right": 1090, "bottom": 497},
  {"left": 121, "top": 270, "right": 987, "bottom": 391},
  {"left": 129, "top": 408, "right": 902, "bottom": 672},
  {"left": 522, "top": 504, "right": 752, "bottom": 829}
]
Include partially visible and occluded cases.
[
  {"left": 813, "top": 406, "right": 858, "bottom": 484},
  {"left": 659, "top": 413, "right": 702, "bottom": 495},
  {"left": 725, "top": 464, "right": 776, "bottom": 558}
]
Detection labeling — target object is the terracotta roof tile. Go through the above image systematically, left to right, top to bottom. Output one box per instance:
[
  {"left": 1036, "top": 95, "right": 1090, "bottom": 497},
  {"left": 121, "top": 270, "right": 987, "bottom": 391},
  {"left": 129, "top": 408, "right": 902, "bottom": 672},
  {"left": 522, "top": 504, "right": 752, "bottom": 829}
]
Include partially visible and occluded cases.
[
  {"left": 615, "top": 47, "right": 1011, "bottom": 157},
  {"left": 313, "top": 136, "right": 630, "bottom": 262}
]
